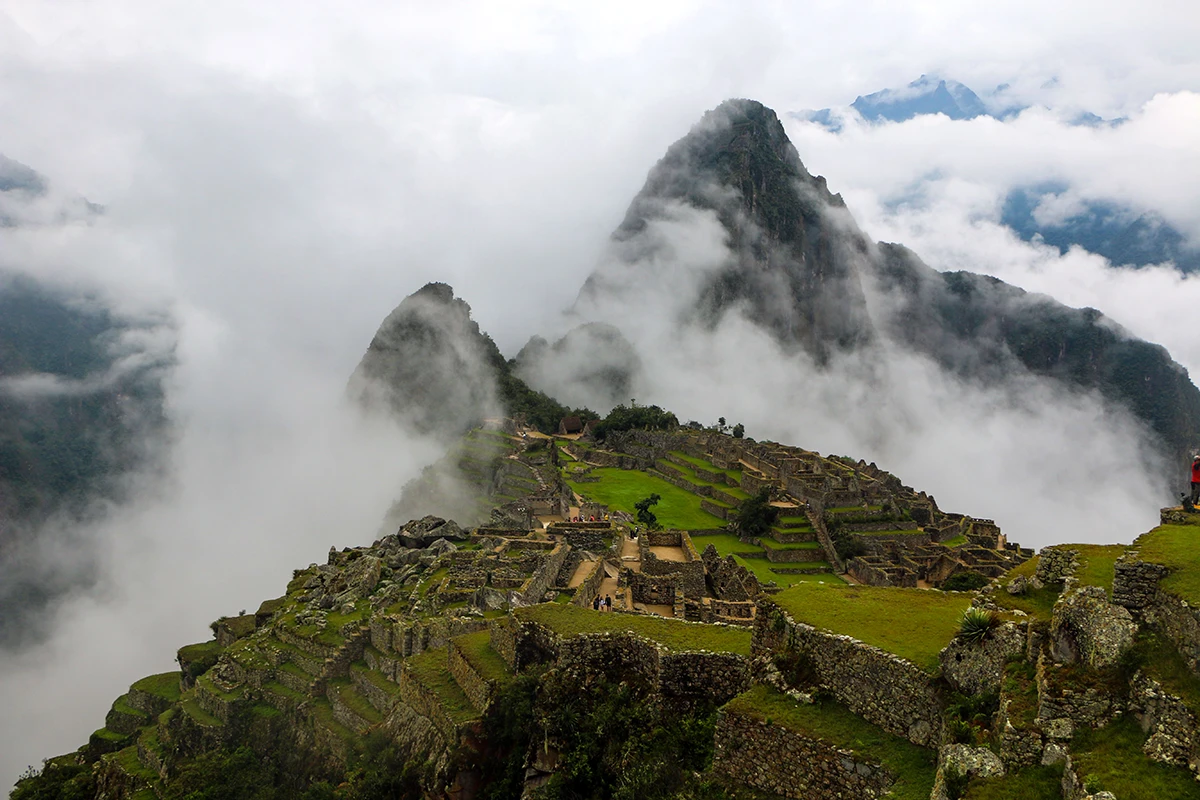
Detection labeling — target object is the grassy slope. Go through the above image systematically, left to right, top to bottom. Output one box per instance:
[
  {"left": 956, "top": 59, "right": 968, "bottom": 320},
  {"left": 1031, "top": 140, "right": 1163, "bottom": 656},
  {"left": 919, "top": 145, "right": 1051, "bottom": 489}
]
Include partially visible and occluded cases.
[
  {"left": 568, "top": 467, "right": 725, "bottom": 530},
  {"left": 1134, "top": 524, "right": 1200, "bottom": 603},
  {"left": 772, "top": 584, "right": 970, "bottom": 672},
  {"left": 517, "top": 603, "right": 751, "bottom": 656},
  {"left": 454, "top": 630, "right": 512, "bottom": 684},
  {"left": 406, "top": 647, "right": 479, "bottom": 725},
  {"left": 724, "top": 686, "right": 935, "bottom": 800},
  {"left": 1072, "top": 715, "right": 1200, "bottom": 798},
  {"left": 964, "top": 766, "right": 1063, "bottom": 799}
]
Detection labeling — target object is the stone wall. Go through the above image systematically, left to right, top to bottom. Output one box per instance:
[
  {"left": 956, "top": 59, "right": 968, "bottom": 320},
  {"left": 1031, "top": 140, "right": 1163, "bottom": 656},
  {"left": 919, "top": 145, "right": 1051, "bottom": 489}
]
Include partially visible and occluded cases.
[
  {"left": 515, "top": 542, "right": 570, "bottom": 605},
  {"left": 1035, "top": 548, "right": 1079, "bottom": 584},
  {"left": 1112, "top": 553, "right": 1169, "bottom": 610},
  {"left": 570, "top": 558, "right": 606, "bottom": 609},
  {"left": 630, "top": 571, "right": 680, "bottom": 605},
  {"left": 754, "top": 600, "right": 942, "bottom": 747},
  {"left": 490, "top": 618, "right": 518, "bottom": 669},
  {"left": 448, "top": 638, "right": 493, "bottom": 713},
  {"left": 659, "top": 651, "right": 750, "bottom": 701},
  {"left": 1036, "top": 654, "right": 1125, "bottom": 729},
  {"left": 397, "top": 658, "right": 462, "bottom": 745},
  {"left": 1132, "top": 672, "right": 1200, "bottom": 771},
  {"left": 712, "top": 707, "right": 895, "bottom": 799}
]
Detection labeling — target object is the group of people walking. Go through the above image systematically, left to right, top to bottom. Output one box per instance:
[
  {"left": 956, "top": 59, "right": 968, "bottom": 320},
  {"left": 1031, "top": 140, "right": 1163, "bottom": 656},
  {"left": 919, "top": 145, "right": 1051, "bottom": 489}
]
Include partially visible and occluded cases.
[{"left": 592, "top": 593, "right": 614, "bottom": 612}]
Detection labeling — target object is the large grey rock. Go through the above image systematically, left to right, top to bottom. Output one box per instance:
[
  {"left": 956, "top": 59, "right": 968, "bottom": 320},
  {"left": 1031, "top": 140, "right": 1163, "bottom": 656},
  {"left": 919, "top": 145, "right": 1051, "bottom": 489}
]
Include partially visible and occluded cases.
[
  {"left": 398, "top": 516, "right": 466, "bottom": 548},
  {"left": 1050, "top": 585, "right": 1137, "bottom": 669},
  {"left": 940, "top": 621, "right": 1026, "bottom": 695},
  {"left": 932, "top": 745, "right": 1005, "bottom": 800}
]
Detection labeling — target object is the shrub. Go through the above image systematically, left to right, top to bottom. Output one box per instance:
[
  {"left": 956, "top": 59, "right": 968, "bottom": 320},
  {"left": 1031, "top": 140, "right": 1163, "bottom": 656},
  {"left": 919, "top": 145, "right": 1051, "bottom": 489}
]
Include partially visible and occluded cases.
[
  {"left": 730, "top": 488, "right": 778, "bottom": 538},
  {"left": 943, "top": 571, "right": 989, "bottom": 592},
  {"left": 958, "top": 607, "right": 1001, "bottom": 644}
]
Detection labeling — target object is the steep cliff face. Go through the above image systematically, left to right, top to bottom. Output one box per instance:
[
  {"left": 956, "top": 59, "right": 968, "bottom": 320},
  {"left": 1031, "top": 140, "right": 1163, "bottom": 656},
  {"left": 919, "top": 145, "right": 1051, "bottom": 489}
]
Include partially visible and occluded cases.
[
  {"left": 578, "top": 98, "right": 876, "bottom": 361},
  {"left": 874, "top": 242, "right": 1200, "bottom": 464},
  {"left": 348, "top": 282, "right": 504, "bottom": 439}
]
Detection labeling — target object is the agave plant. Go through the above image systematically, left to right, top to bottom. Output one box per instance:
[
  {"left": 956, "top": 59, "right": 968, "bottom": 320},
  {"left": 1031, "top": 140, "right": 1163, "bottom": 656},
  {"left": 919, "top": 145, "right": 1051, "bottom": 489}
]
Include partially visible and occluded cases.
[{"left": 958, "top": 607, "right": 1000, "bottom": 644}]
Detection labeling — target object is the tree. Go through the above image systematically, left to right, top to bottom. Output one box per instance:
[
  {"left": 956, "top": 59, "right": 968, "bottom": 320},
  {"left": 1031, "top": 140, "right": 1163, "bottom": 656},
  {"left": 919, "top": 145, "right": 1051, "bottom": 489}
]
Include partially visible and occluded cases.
[
  {"left": 717, "top": 416, "right": 727, "bottom": 432},
  {"left": 731, "top": 423, "right": 745, "bottom": 439},
  {"left": 730, "top": 488, "right": 777, "bottom": 538},
  {"left": 634, "top": 493, "right": 661, "bottom": 528}
]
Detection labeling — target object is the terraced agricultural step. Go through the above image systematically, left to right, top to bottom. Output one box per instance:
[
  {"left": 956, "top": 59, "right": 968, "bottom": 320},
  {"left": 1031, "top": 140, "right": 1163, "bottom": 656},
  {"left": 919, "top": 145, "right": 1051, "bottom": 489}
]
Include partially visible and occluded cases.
[
  {"left": 350, "top": 661, "right": 403, "bottom": 714},
  {"left": 328, "top": 679, "right": 384, "bottom": 733},
  {"left": 261, "top": 680, "right": 308, "bottom": 713},
  {"left": 105, "top": 695, "right": 151, "bottom": 736},
  {"left": 87, "top": 727, "right": 134, "bottom": 759},
  {"left": 136, "top": 727, "right": 168, "bottom": 780}
]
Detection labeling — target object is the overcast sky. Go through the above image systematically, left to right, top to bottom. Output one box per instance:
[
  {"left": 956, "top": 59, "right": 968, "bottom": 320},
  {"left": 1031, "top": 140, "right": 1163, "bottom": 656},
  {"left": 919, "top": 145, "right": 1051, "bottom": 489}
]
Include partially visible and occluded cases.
[{"left": 2, "top": 0, "right": 1199, "bottom": 787}]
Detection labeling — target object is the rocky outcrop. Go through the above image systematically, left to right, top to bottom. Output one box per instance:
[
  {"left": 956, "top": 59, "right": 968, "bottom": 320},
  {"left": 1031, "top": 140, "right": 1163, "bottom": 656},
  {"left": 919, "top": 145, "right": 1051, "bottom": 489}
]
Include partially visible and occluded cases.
[{"left": 1049, "top": 585, "right": 1137, "bottom": 669}]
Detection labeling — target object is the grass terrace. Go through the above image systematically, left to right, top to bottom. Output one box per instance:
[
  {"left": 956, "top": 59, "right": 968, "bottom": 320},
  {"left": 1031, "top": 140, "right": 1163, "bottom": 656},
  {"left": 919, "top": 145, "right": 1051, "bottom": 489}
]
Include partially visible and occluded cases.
[
  {"left": 667, "top": 451, "right": 742, "bottom": 481},
  {"left": 658, "top": 460, "right": 751, "bottom": 502},
  {"left": 567, "top": 467, "right": 726, "bottom": 530},
  {"left": 1133, "top": 524, "right": 1200, "bottom": 604},
  {"left": 690, "top": 532, "right": 765, "bottom": 558},
  {"left": 757, "top": 537, "right": 821, "bottom": 552},
  {"left": 1056, "top": 543, "right": 1126, "bottom": 596},
  {"left": 731, "top": 555, "right": 842, "bottom": 588},
  {"left": 990, "top": 556, "right": 1059, "bottom": 621},
  {"left": 772, "top": 584, "right": 971, "bottom": 672},
  {"left": 516, "top": 603, "right": 752, "bottom": 656},
  {"left": 1133, "top": 630, "right": 1200, "bottom": 715},
  {"left": 454, "top": 631, "right": 513, "bottom": 684},
  {"left": 405, "top": 647, "right": 479, "bottom": 725},
  {"left": 131, "top": 672, "right": 182, "bottom": 703},
  {"left": 724, "top": 686, "right": 936, "bottom": 800},
  {"left": 1072, "top": 715, "right": 1200, "bottom": 798},
  {"left": 963, "top": 765, "right": 1064, "bottom": 800}
]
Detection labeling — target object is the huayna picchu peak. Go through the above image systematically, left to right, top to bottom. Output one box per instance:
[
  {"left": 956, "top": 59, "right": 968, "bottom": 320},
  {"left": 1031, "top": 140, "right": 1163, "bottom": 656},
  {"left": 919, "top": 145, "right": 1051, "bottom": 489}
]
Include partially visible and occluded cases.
[{"left": 15, "top": 99, "right": 1200, "bottom": 800}]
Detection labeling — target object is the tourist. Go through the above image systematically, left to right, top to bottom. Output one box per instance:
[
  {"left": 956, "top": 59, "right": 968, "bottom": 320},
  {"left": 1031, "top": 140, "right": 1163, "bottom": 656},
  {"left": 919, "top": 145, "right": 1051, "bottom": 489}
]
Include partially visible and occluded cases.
[
  {"left": 1192, "top": 454, "right": 1200, "bottom": 505},
  {"left": 604, "top": 594, "right": 613, "bottom": 612},
  {"left": 592, "top": 595, "right": 601, "bottom": 611}
]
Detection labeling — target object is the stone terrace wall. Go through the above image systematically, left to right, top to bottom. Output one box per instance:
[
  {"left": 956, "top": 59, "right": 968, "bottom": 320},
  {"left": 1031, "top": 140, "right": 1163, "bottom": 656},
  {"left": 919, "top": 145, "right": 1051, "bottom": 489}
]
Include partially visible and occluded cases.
[
  {"left": 644, "top": 529, "right": 683, "bottom": 547},
  {"left": 515, "top": 542, "right": 570, "bottom": 605},
  {"left": 570, "top": 558, "right": 606, "bottom": 609},
  {"left": 631, "top": 571, "right": 680, "bottom": 605},
  {"left": 754, "top": 600, "right": 941, "bottom": 746},
  {"left": 507, "top": 619, "right": 750, "bottom": 706},
  {"left": 448, "top": 638, "right": 493, "bottom": 713},
  {"left": 660, "top": 651, "right": 750, "bottom": 702},
  {"left": 397, "top": 660, "right": 462, "bottom": 745},
  {"left": 713, "top": 707, "right": 894, "bottom": 799}
]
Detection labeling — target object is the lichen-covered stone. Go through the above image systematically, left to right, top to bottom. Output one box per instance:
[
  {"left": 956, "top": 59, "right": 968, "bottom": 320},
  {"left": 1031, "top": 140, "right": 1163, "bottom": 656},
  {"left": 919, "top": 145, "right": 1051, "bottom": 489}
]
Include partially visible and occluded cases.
[
  {"left": 1050, "top": 586, "right": 1137, "bottom": 669},
  {"left": 940, "top": 621, "right": 1026, "bottom": 695},
  {"left": 931, "top": 745, "right": 1005, "bottom": 800}
]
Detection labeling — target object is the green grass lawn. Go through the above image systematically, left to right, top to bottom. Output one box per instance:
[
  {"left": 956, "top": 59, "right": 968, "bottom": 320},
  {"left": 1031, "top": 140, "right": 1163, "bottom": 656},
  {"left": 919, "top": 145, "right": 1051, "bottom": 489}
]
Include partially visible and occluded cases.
[
  {"left": 667, "top": 451, "right": 742, "bottom": 481},
  {"left": 568, "top": 467, "right": 725, "bottom": 530},
  {"left": 1133, "top": 525, "right": 1200, "bottom": 604},
  {"left": 689, "top": 532, "right": 764, "bottom": 558},
  {"left": 941, "top": 535, "right": 967, "bottom": 548},
  {"left": 758, "top": 537, "right": 821, "bottom": 551},
  {"left": 1053, "top": 543, "right": 1126, "bottom": 596},
  {"left": 731, "top": 555, "right": 842, "bottom": 588},
  {"left": 990, "top": 556, "right": 1059, "bottom": 621},
  {"left": 772, "top": 584, "right": 971, "bottom": 672},
  {"left": 516, "top": 603, "right": 752, "bottom": 656},
  {"left": 453, "top": 631, "right": 512, "bottom": 684},
  {"left": 406, "top": 647, "right": 480, "bottom": 724},
  {"left": 131, "top": 672, "right": 182, "bottom": 702},
  {"left": 723, "top": 686, "right": 935, "bottom": 800},
  {"left": 1072, "top": 715, "right": 1200, "bottom": 798},
  {"left": 964, "top": 765, "right": 1063, "bottom": 800}
]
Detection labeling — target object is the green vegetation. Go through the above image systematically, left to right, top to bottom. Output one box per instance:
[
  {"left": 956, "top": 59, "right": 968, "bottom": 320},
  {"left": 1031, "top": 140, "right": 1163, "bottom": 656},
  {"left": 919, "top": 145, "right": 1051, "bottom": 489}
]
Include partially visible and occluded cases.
[
  {"left": 592, "top": 404, "right": 678, "bottom": 442},
  {"left": 667, "top": 451, "right": 742, "bottom": 481},
  {"left": 567, "top": 468, "right": 725, "bottom": 530},
  {"left": 730, "top": 487, "right": 778, "bottom": 538},
  {"left": 634, "top": 493, "right": 661, "bottom": 528},
  {"left": 1134, "top": 525, "right": 1200, "bottom": 603},
  {"left": 690, "top": 533, "right": 763, "bottom": 558},
  {"left": 756, "top": 537, "right": 821, "bottom": 551},
  {"left": 1058, "top": 543, "right": 1125, "bottom": 596},
  {"left": 731, "top": 555, "right": 840, "bottom": 587},
  {"left": 990, "top": 557, "right": 1060, "bottom": 620},
  {"left": 942, "top": 571, "right": 989, "bottom": 592},
  {"left": 772, "top": 584, "right": 971, "bottom": 672},
  {"left": 517, "top": 603, "right": 751, "bottom": 656},
  {"left": 957, "top": 608, "right": 1001, "bottom": 644},
  {"left": 1129, "top": 629, "right": 1200, "bottom": 715},
  {"left": 454, "top": 631, "right": 512, "bottom": 685},
  {"left": 177, "top": 641, "right": 224, "bottom": 682},
  {"left": 405, "top": 648, "right": 479, "bottom": 725},
  {"left": 1001, "top": 660, "right": 1039, "bottom": 729},
  {"left": 131, "top": 671, "right": 182, "bottom": 702},
  {"left": 533, "top": 674, "right": 726, "bottom": 800},
  {"left": 724, "top": 686, "right": 936, "bottom": 800},
  {"left": 1072, "top": 714, "right": 1200, "bottom": 798},
  {"left": 11, "top": 759, "right": 97, "bottom": 800},
  {"left": 963, "top": 765, "right": 1063, "bottom": 800}
]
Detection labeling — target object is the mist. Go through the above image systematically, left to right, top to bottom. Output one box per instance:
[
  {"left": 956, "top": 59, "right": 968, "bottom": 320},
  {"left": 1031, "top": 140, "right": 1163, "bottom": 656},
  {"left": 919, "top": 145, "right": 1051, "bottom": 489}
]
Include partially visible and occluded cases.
[{"left": 2, "top": 1, "right": 1198, "bottom": 790}]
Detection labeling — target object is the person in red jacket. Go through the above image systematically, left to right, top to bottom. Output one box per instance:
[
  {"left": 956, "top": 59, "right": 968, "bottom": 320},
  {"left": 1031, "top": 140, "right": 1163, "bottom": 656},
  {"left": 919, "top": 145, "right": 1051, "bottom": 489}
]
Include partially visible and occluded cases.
[{"left": 1191, "top": 455, "right": 1200, "bottom": 505}]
